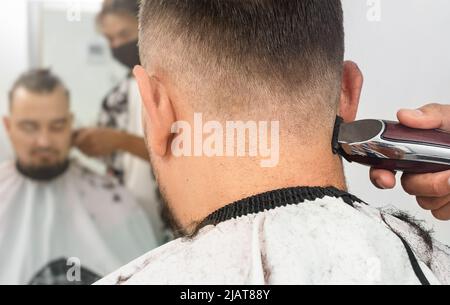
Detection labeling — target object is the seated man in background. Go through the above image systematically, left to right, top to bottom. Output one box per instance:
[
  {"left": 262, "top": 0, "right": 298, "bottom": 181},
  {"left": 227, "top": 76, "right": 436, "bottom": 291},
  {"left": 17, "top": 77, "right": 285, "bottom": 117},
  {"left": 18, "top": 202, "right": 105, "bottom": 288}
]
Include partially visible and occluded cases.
[
  {"left": 98, "top": 0, "right": 450, "bottom": 285},
  {"left": 0, "top": 69, "right": 157, "bottom": 285}
]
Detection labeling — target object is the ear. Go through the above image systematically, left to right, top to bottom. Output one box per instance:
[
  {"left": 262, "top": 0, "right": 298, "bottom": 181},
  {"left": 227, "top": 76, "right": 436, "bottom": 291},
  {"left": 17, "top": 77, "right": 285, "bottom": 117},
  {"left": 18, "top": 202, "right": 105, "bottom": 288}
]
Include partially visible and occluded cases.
[
  {"left": 338, "top": 61, "right": 364, "bottom": 123},
  {"left": 133, "top": 65, "right": 175, "bottom": 157},
  {"left": 3, "top": 116, "right": 11, "bottom": 134}
]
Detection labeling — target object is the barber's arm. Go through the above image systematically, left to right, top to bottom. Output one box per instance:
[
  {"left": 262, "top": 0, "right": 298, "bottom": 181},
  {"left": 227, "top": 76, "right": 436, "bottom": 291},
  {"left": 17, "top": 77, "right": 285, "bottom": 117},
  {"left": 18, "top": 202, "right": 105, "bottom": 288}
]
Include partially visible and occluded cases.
[
  {"left": 370, "top": 103, "right": 450, "bottom": 220},
  {"left": 73, "top": 128, "right": 150, "bottom": 162}
]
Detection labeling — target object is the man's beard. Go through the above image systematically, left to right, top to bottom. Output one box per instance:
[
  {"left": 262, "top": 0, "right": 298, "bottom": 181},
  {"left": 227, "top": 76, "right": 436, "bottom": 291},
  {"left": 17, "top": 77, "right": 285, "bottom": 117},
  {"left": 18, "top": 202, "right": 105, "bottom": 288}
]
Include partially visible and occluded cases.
[
  {"left": 144, "top": 136, "right": 184, "bottom": 236},
  {"left": 148, "top": 154, "right": 186, "bottom": 237},
  {"left": 16, "top": 160, "right": 70, "bottom": 182},
  {"left": 154, "top": 170, "right": 204, "bottom": 238},
  {"left": 156, "top": 185, "right": 185, "bottom": 238}
]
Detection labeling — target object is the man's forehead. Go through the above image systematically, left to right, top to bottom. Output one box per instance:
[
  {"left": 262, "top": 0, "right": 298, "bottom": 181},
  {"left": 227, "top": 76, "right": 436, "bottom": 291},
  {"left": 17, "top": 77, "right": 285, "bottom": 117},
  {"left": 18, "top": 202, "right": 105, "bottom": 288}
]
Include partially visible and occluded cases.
[{"left": 10, "top": 86, "right": 70, "bottom": 115}]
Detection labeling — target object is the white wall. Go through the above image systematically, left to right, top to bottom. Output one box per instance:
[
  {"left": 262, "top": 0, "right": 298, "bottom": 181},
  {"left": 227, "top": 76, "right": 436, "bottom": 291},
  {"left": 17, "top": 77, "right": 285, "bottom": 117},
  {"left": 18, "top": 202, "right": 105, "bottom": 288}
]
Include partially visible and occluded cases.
[
  {"left": 0, "top": 0, "right": 29, "bottom": 161},
  {"left": 342, "top": 0, "right": 450, "bottom": 244}
]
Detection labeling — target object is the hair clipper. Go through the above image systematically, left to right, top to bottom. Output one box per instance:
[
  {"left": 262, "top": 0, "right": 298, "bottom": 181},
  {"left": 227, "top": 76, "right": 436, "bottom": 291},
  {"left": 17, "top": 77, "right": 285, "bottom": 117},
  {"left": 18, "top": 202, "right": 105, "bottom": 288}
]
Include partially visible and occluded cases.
[{"left": 332, "top": 116, "right": 450, "bottom": 174}]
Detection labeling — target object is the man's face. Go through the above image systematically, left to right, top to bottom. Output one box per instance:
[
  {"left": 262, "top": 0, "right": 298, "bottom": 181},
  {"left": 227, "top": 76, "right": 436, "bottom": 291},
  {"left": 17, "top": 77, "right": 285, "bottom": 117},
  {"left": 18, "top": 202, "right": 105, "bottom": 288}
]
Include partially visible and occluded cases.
[
  {"left": 99, "top": 13, "right": 139, "bottom": 49},
  {"left": 4, "top": 86, "right": 73, "bottom": 169}
]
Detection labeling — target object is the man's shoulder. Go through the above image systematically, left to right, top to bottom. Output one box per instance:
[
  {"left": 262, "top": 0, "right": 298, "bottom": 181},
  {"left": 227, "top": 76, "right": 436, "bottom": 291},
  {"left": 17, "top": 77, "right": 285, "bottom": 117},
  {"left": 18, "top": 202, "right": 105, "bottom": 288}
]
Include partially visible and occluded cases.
[
  {"left": 97, "top": 194, "right": 450, "bottom": 285},
  {"left": 96, "top": 197, "right": 397, "bottom": 285},
  {"left": 97, "top": 218, "right": 271, "bottom": 285},
  {"left": 95, "top": 236, "right": 200, "bottom": 285}
]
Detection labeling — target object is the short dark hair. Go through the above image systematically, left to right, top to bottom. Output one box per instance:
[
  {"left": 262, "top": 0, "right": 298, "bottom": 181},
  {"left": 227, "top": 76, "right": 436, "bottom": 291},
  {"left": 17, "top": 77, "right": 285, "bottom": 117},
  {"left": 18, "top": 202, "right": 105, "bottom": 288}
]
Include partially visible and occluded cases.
[
  {"left": 97, "top": 0, "right": 140, "bottom": 24},
  {"left": 139, "top": 0, "right": 345, "bottom": 112},
  {"left": 8, "top": 69, "right": 70, "bottom": 110}
]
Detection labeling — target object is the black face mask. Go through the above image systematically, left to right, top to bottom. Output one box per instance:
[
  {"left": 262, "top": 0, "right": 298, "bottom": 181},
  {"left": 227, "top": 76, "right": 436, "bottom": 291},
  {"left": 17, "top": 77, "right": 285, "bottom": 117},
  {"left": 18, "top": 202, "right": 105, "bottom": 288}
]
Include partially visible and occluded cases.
[
  {"left": 112, "top": 40, "right": 141, "bottom": 70},
  {"left": 16, "top": 160, "right": 70, "bottom": 182}
]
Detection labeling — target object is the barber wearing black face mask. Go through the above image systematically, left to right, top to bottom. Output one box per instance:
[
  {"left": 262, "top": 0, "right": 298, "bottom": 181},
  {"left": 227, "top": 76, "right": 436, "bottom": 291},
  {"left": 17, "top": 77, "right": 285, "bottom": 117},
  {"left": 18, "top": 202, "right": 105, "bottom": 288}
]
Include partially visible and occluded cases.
[{"left": 74, "top": 0, "right": 169, "bottom": 245}]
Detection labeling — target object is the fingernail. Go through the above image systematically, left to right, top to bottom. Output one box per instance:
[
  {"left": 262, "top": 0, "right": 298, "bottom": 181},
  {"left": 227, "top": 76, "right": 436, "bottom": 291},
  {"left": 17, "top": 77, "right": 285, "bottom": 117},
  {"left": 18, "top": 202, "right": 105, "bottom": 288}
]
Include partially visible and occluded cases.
[
  {"left": 400, "top": 109, "right": 423, "bottom": 116},
  {"left": 413, "top": 109, "right": 424, "bottom": 116},
  {"left": 376, "top": 179, "right": 387, "bottom": 189}
]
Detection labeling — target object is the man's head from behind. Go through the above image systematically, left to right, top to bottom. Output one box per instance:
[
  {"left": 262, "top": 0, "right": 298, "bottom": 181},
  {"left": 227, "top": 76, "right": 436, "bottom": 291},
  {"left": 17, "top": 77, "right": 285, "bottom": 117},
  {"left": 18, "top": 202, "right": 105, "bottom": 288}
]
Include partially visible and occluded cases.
[
  {"left": 135, "top": 0, "right": 364, "bottom": 231},
  {"left": 4, "top": 69, "right": 73, "bottom": 178}
]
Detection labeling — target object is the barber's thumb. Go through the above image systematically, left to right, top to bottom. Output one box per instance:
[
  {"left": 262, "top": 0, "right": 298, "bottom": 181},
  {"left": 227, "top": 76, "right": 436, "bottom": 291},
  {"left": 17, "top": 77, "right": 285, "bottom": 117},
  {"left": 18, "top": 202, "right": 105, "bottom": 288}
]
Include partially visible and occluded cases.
[{"left": 397, "top": 103, "right": 450, "bottom": 131}]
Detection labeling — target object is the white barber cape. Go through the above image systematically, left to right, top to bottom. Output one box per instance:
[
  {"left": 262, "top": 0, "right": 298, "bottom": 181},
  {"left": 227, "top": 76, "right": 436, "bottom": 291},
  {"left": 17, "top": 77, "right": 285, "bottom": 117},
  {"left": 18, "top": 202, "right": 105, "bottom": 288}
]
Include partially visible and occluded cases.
[
  {"left": 0, "top": 160, "right": 157, "bottom": 285},
  {"left": 97, "top": 187, "right": 450, "bottom": 285}
]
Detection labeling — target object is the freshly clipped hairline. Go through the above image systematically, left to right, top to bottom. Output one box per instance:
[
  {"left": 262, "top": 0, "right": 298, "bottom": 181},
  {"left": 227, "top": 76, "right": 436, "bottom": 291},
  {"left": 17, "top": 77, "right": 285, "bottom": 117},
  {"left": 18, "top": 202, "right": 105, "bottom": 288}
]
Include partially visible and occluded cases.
[
  {"left": 137, "top": 0, "right": 345, "bottom": 118},
  {"left": 137, "top": 25, "right": 344, "bottom": 97}
]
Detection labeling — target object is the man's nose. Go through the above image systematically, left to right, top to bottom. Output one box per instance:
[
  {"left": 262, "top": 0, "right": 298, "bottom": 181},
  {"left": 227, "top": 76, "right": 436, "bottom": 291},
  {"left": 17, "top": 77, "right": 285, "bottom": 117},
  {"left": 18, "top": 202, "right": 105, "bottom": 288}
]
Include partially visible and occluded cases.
[{"left": 36, "top": 131, "right": 51, "bottom": 147}]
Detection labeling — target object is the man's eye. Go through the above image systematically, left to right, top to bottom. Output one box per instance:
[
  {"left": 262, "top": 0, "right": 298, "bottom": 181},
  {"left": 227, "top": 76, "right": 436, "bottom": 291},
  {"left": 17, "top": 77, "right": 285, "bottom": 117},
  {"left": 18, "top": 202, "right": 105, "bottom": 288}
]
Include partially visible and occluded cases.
[
  {"left": 20, "top": 123, "right": 38, "bottom": 133},
  {"left": 50, "top": 123, "right": 66, "bottom": 132}
]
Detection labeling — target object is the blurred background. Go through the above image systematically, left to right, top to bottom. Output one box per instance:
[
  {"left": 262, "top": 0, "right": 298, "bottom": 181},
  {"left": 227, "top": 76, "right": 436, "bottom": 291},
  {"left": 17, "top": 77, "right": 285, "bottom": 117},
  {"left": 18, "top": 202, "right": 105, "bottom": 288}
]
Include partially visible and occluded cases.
[
  {"left": 0, "top": 0, "right": 449, "bottom": 245},
  {"left": 0, "top": 0, "right": 127, "bottom": 165}
]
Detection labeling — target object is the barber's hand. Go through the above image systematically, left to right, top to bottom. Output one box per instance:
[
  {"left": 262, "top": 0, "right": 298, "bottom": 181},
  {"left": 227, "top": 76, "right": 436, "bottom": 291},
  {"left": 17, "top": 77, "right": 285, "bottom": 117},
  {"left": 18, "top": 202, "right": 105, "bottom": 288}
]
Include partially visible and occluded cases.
[
  {"left": 370, "top": 103, "right": 450, "bottom": 220},
  {"left": 73, "top": 127, "right": 124, "bottom": 157}
]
